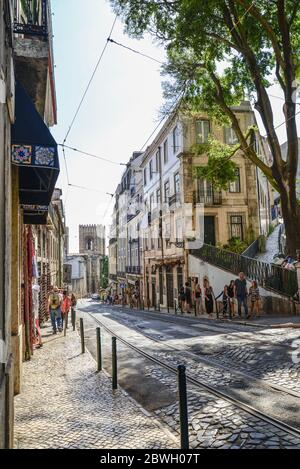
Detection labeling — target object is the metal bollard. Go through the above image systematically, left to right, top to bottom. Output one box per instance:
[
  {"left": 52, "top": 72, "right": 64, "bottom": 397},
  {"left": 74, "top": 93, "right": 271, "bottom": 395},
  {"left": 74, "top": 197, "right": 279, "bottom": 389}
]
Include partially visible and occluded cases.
[
  {"left": 175, "top": 300, "right": 177, "bottom": 315},
  {"left": 157, "top": 301, "right": 160, "bottom": 312},
  {"left": 71, "top": 307, "right": 76, "bottom": 332},
  {"left": 63, "top": 313, "right": 68, "bottom": 337},
  {"left": 80, "top": 318, "right": 85, "bottom": 354},
  {"left": 96, "top": 327, "right": 102, "bottom": 372},
  {"left": 112, "top": 337, "right": 118, "bottom": 390},
  {"left": 177, "top": 364, "right": 189, "bottom": 450}
]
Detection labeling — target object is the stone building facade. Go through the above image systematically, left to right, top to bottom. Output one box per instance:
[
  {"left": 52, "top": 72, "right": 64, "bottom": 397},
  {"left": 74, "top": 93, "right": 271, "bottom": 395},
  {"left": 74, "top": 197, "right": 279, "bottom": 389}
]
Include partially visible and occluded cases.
[
  {"left": 0, "top": 0, "right": 60, "bottom": 448},
  {"left": 109, "top": 102, "right": 273, "bottom": 309},
  {"left": 66, "top": 225, "right": 106, "bottom": 297}
]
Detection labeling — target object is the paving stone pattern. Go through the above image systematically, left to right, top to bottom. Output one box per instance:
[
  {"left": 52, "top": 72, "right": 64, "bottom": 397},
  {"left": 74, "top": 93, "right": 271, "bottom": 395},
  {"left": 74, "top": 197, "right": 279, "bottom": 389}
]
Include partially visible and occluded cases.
[{"left": 14, "top": 326, "right": 178, "bottom": 449}]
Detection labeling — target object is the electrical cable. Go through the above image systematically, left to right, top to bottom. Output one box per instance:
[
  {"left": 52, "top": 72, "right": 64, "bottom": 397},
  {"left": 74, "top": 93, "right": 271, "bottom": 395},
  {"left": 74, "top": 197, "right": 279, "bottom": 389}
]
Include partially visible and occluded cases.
[
  {"left": 63, "top": 14, "right": 118, "bottom": 144},
  {"left": 108, "top": 38, "right": 164, "bottom": 64},
  {"left": 59, "top": 143, "right": 127, "bottom": 166}
]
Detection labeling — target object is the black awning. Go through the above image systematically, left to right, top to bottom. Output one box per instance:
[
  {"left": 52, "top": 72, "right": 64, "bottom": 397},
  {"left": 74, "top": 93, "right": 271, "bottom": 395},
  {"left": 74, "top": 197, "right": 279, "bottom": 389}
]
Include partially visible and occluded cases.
[
  {"left": 11, "top": 81, "right": 60, "bottom": 205},
  {"left": 21, "top": 204, "right": 49, "bottom": 225}
]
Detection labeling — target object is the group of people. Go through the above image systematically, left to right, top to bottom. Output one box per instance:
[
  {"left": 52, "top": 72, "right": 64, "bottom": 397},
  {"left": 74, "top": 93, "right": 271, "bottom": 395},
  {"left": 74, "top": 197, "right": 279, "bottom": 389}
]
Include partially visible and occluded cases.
[
  {"left": 179, "top": 272, "right": 261, "bottom": 320},
  {"left": 48, "top": 286, "right": 77, "bottom": 334}
]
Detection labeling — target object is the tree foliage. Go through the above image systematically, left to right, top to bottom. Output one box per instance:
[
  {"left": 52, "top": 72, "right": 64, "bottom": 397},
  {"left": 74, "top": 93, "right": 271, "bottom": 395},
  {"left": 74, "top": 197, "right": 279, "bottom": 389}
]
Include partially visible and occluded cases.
[{"left": 110, "top": 0, "right": 300, "bottom": 254}]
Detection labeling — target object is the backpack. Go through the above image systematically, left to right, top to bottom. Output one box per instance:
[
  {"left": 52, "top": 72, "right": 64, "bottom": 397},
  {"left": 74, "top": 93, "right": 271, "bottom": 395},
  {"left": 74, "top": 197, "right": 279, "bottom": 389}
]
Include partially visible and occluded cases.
[{"left": 49, "top": 293, "right": 60, "bottom": 309}]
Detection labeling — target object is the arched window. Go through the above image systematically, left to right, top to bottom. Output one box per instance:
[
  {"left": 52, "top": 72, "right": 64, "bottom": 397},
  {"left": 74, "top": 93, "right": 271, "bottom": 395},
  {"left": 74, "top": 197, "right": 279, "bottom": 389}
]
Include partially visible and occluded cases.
[{"left": 86, "top": 238, "right": 94, "bottom": 251}]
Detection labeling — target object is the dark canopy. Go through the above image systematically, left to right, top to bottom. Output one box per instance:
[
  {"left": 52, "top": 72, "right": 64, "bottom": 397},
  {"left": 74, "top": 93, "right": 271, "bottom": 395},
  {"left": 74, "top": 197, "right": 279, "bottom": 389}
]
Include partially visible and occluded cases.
[{"left": 11, "top": 81, "right": 60, "bottom": 206}]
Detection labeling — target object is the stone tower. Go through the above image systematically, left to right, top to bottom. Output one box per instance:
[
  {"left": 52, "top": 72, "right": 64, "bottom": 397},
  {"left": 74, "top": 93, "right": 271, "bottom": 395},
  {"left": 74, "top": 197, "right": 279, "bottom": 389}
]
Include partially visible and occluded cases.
[
  {"left": 79, "top": 224, "right": 105, "bottom": 255},
  {"left": 78, "top": 225, "right": 106, "bottom": 294}
]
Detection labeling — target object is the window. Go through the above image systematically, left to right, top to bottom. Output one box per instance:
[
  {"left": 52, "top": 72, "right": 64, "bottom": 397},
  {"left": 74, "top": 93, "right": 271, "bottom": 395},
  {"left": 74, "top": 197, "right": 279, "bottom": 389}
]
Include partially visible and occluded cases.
[
  {"left": 195, "top": 120, "right": 210, "bottom": 143},
  {"left": 172, "top": 125, "right": 179, "bottom": 153},
  {"left": 225, "top": 126, "right": 239, "bottom": 145},
  {"left": 163, "top": 139, "right": 168, "bottom": 164},
  {"left": 155, "top": 150, "right": 160, "bottom": 172},
  {"left": 149, "top": 159, "right": 153, "bottom": 180},
  {"left": 143, "top": 168, "right": 147, "bottom": 186},
  {"left": 229, "top": 168, "right": 241, "bottom": 193},
  {"left": 174, "top": 172, "right": 180, "bottom": 194},
  {"left": 164, "top": 180, "right": 170, "bottom": 202},
  {"left": 156, "top": 188, "right": 161, "bottom": 205},
  {"left": 150, "top": 193, "right": 154, "bottom": 212},
  {"left": 230, "top": 215, "right": 244, "bottom": 240},
  {"left": 176, "top": 217, "right": 182, "bottom": 242}
]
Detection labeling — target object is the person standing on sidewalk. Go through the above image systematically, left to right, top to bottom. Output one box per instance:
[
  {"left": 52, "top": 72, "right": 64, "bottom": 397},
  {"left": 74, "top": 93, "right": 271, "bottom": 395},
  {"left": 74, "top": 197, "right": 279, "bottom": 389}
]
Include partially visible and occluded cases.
[
  {"left": 234, "top": 272, "right": 248, "bottom": 319},
  {"left": 204, "top": 279, "right": 214, "bottom": 317},
  {"left": 194, "top": 280, "right": 202, "bottom": 315},
  {"left": 227, "top": 280, "right": 235, "bottom": 317},
  {"left": 249, "top": 280, "right": 261, "bottom": 319},
  {"left": 184, "top": 282, "right": 192, "bottom": 313},
  {"left": 48, "top": 286, "right": 62, "bottom": 334},
  {"left": 61, "top": 290, "right": 71, "bottom": 330}
]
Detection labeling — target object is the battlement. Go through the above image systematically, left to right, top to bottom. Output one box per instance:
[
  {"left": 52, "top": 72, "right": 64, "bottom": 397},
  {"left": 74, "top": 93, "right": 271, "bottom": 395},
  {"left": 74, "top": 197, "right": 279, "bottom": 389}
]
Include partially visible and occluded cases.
[{"left": 79, "top": 224, "right": 106, "bottom": 255}]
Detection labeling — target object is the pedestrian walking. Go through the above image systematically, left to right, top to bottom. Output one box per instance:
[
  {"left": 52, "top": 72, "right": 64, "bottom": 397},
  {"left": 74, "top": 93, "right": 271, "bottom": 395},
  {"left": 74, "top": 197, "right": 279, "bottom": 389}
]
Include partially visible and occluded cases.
[
  {"left": 234, "top": 272, "right": 248, "bottom": 319},
  {"left": 204, "top": 279, "right": 214, "bottom": 317},
  {"left": 194, "top": 280, "right": 202, "bottom": 315},
  {"left": 227, "top": 280, "right": 235, "bottom": 317},
  {"left": 249, "top": 280, "right": 261, "bottom": 319},
  {"left": 184, "top": 282, "right": 192, "bottom": 313},
  {"left": 48, "top": 286, "right": 62, "bottom": 334},
  {"left": 179, "top": 286, "right": 185, "bottom": 312},
  {"left": 61, "top": 290, "right": 71, "bottom": 330},
  {"left": 71, "top": 292, "right": 77, "bottom": 308}
]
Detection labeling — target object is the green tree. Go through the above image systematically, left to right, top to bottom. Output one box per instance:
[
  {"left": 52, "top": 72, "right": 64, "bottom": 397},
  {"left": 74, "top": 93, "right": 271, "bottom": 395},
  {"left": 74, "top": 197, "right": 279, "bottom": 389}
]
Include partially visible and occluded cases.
[
  {"left": 20, "top": 0, "right": 40, "bottom": 24},
  {"left": 110, "top": 0, "right": 300, "bottom": 255},
  {"left": 100, "top": 256, "right": 109, "bottom": 289}
]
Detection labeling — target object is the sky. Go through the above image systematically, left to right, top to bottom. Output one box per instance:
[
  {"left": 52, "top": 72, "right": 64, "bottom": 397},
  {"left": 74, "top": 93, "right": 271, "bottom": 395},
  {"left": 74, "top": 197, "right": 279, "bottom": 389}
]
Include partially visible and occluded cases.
[
  {"left": 51, "top": 0, "right": 300, "bottom": 254},
  {"left": 51, "top": 0, "right": 166, "bottom": 252}
]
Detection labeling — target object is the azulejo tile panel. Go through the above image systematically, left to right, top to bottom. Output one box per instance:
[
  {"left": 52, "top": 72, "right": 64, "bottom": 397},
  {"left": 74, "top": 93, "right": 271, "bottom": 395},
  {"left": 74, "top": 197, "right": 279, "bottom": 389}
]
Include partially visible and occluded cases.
[
  {"left": 12, "top": 145, "right": 32, "bottom": 164},
  {"left": 35, "top": 146, "right": 56, "bottom": 167}
]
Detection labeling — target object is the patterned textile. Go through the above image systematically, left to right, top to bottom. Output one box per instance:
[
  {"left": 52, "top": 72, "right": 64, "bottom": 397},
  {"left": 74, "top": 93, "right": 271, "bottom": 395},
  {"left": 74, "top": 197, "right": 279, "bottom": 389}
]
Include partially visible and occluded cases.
[
  {"left": 12, "top": 144, "right": 32, "bottom": 164},
  {"left": 35, "top": 146, "right": 55, "bottom": 166}
]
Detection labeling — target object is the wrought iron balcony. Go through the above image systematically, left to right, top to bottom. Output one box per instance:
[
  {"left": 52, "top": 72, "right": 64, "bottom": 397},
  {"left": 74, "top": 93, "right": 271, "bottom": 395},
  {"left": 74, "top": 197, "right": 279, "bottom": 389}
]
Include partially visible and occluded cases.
[
  {"left": 14, "top": 0, "right": 49, "bottom": 38},
  {"left": 195, "top": 190, "right": 222, "bottom": 205},
  {"left": 168, "top": 193, "right": 181, "bottom": 207},
  {"left": 126, "top": 266, "right": 141, "bottom": 274},
  {"left": 117, "top": 271, "right": 126, "bottom": 278}
]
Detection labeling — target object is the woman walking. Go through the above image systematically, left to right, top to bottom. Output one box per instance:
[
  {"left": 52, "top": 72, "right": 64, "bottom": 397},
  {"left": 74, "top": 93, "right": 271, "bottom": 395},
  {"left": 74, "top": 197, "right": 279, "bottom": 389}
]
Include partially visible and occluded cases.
[
  {"left": 204, "top": 279, "right": 214, "bottom": 317},
  {"left": 194, "top": 280, "right": 202, "bottom": 315},
  {"left": 227, "top": 280, "right": 235, "bottom": 317},
  {"left": 249, "top": 281, "right": 261, "bottom": 319},
  {"left": 184, "top": 282, "right": 192, "bottom": 314},
  {"left": 61, "top": 290, "right": 71, "bottom": 330}
]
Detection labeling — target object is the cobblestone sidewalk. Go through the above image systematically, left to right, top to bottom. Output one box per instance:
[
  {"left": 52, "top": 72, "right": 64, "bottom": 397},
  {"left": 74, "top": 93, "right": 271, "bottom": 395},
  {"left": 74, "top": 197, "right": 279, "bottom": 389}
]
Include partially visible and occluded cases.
[{"left": 14, "top": 325, "right": 178, "bottom": 449}]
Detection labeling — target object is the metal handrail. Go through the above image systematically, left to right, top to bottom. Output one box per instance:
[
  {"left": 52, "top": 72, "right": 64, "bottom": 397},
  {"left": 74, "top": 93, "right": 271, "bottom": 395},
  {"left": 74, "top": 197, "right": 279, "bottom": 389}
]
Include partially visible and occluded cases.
[{"left": 191, "top": 243, "right": 297, "bottom": 297}]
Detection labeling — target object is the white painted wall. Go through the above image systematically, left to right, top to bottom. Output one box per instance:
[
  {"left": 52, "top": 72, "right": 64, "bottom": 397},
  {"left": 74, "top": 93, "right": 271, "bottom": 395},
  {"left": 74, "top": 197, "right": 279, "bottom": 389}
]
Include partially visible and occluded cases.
[{"left": 188, "top": 254, "right": 282, "bottom": 299}]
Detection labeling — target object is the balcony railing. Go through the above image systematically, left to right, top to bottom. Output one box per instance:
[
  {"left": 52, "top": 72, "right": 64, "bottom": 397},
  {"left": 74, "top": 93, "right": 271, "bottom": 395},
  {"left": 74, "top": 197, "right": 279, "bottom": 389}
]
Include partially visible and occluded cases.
[
  {"left": 14, "top": 0, "right": 48, "bottom": 37},
  {"left": 195, "top": 191, "right": 222, "bottom": 205},
  {"left": 169, "top": 193, "right": 181, "bottom": 207},
  {"left": 191, "top": 243, "right": 298, "bottom": 298},
  {"left": 126, "top": 266, "right": 141, "bottom": 274},
  {"left": 117, "top": 271, "right": 126, "bottom": 278}
]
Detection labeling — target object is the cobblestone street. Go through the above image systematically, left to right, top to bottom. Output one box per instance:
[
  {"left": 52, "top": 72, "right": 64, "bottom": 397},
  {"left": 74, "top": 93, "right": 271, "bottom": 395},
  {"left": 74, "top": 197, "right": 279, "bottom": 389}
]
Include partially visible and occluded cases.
[
  {"left": 77, "top": 301, "right": 300, "bottom": 449},
  {"left": 14, "top": 325, "right": 178, "bottom": 449}
]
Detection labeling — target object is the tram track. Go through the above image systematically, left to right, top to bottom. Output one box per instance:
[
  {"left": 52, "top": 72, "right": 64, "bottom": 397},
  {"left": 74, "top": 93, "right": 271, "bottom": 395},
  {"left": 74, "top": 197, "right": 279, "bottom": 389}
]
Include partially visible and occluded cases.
[{"left": 85, "top": 310, "right": 300, "bottom": 439}]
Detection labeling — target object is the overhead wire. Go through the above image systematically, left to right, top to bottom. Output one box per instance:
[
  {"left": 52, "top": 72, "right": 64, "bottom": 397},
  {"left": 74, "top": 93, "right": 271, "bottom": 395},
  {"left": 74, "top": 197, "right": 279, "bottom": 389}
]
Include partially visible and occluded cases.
[
  {"left": 63, "top": 14, "right": 118, "bottom": 145},
  {"left": 108, "top": 38, "right": 164, "bottom": 64},
  {"left": 59, "top": 143, "right": 127, "bottom": 166}
]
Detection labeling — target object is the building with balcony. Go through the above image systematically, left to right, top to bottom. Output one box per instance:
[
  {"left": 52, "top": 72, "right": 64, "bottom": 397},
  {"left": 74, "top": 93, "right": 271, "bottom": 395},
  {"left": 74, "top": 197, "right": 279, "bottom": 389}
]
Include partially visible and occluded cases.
[
  {"left": 0, "top": 0, "right": 60, "bottom": 448},
  {"left": 133, "top": 101, "right": 272, "bottom": 309}
]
